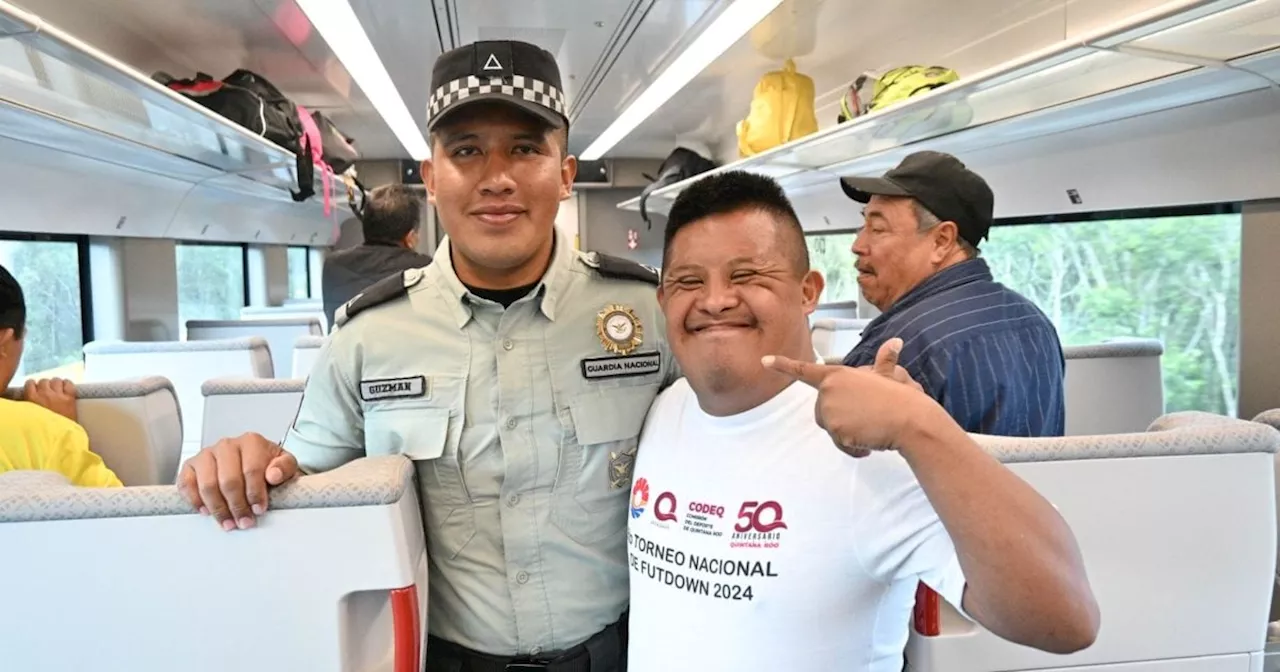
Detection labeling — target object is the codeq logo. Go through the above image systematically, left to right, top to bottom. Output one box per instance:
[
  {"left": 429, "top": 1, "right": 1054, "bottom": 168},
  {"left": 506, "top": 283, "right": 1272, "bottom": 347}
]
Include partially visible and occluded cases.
[{"left": 631, "top": 478, "right": 650, "bottom": 519}]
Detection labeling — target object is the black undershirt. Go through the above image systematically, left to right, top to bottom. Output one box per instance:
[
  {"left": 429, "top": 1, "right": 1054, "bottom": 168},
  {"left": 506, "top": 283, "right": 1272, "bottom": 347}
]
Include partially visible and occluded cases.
[{"left": 463, "top": 281, "right": 539, "bottom": 308}]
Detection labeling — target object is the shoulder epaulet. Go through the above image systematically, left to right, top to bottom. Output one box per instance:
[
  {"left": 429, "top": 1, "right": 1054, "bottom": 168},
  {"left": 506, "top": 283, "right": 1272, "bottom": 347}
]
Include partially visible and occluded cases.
[
  {"left": 580, "top": 251, "right": 660, "bottom": 286},
  {"left": 334, "top": 268, "right": 424, "bottom": 329}
]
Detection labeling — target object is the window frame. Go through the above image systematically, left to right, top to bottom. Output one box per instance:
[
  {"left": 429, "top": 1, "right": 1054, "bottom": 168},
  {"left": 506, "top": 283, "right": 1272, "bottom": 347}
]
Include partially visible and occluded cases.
[
  {"left": 984, "top": 200, "right": 1243, "bottom": 416},
  {"left": 993, "top": 202, "right": 1241, "bottom": 229},
  {"left": 803, "top": 203, "right": 1244, "bottom": 310},
  {"left": 804, "top": 228, "right": 861, "bottom": 309},
  {"left": 0, "top": 231, "right": 93, "bottom": 346},
  {"left": 174, "top": 240, "right": 251, "bottom": 319},
  {"left": 287, "top": 245, "right": 312, "bottom": 299}
]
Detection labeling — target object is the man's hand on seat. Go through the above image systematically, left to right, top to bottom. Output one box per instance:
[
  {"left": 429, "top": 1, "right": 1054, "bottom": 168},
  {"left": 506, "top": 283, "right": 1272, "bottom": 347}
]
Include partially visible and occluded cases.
[
  {"left": 763, "top": 338, "right": 929, "bottom": 457},
  {"left": 24, "top": 378, "right": 78, "bottom": 422},
  {"left": 178, "top": 433, "right": 299, "bottom": 531}
]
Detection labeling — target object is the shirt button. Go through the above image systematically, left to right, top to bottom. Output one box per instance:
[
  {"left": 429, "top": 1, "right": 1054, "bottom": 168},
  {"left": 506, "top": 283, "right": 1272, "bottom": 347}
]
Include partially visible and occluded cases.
[
  {"left": 502, "top": 339, "right": 514, "bottom": 351},
  {"left": 505, "top": 417, "right": 517, "bottom": 430},
  {"left": 507, "top": 493, "right": 520, "bottom": 508},
  {"left": 516, "top": 570, "right": 530, "bottom": 584}
]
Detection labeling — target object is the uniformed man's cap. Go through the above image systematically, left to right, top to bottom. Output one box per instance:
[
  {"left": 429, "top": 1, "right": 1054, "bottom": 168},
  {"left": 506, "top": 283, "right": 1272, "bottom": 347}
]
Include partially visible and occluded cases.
[{"left": 428, "top": 40, "right": 568, "bottom": 131}]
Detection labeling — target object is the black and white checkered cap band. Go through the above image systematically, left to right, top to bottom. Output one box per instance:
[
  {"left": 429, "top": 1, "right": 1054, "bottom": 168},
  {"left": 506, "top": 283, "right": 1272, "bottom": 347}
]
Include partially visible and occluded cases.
[{"left": 428, "top": 75, "right": 566, "bottom": 120}]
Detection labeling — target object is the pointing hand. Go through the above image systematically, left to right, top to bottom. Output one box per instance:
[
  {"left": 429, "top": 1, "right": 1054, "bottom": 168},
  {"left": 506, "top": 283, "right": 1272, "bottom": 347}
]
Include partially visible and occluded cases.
[{"left": 763, "top": 338, "right": 925, "bottom": 457}]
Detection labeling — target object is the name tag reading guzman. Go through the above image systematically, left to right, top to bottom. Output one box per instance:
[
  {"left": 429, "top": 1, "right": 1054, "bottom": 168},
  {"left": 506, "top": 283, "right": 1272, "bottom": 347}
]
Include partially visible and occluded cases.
[
  {"left": 581, "top": 352, "right": 662, "bottom": 380},
  {"left": 360, "top": 376, "right": 428, "bottom": 402}
]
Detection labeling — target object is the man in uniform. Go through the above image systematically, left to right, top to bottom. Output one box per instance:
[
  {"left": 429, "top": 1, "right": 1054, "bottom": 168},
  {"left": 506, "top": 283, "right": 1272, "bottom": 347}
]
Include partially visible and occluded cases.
[{"left": 179, "top": 40, "right": 676, "bottom": 671}]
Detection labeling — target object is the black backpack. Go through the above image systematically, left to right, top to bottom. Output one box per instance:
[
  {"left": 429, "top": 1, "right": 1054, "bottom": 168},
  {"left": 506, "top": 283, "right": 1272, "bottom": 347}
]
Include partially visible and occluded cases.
[
  {"left": 159, "top": 69, "right": 305, "bottom": 153},
  {"left": 639, "top": 147, "right": 717, "bottom": 229}
]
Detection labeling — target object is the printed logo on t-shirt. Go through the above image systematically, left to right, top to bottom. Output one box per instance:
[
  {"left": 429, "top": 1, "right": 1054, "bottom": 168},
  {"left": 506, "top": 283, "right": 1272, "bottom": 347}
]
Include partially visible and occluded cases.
[
  {"left": 630, "top": 478, "right": 650, "bottom": 519},
  {"left": 653, "top": 490, "right": 679, "bottom": 525},
  {"left": 682, "top": 499, "right": 726, "bottom": 539},
  {"left": 730, "top": 500, "right": 788, "bottom": 550}
]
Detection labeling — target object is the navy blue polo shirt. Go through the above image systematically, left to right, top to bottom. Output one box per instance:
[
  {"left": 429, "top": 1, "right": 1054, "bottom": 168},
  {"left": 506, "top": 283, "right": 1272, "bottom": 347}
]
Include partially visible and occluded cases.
[{"left": 843, "top": 258, "right": 1066, "bottom": 437}]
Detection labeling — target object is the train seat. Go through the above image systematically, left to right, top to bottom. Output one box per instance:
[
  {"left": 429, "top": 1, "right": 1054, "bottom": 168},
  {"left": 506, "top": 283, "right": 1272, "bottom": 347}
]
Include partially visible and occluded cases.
[
  {"left": 810, "top": 299, "right": 861, "bottom": 322},
  {"left": 240, "top": 305, "right": 328, "bottom": 331},
  {"left": 187, "top": 318, "right": 324, "bottom": 378},
  {"left": 811, "top": 318, "right": 870, "bottom": 359},
  {"left": 293, "top": 334, "right": 326, "bottom": 379},
  {"left": 83, "top": 338, "right": 273, "bottom": 461},
  {"left": 1064, "top": 339, "right": 1165, "bottom": 435},
  {"left": 3, "top": 375, "right": 183, "bottom": 486},
  {"left": 201, "top": 378, "right": 305, "bottom": 448},
  {"left": 1251, "top": 409, "right": 1280, "bottom": 623},
  {"left": 906, "top": 411, "right": 1278, "bottom": 671},
  {"left": 0, "top": 456, "right": 427, "bottom": 672}
]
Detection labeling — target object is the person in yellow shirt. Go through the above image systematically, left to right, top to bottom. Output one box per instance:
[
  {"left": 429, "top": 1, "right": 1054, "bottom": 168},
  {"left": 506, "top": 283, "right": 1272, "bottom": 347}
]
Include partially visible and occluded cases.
[{"left": 0, "top": 264, "right": 121, "bottom": 487}]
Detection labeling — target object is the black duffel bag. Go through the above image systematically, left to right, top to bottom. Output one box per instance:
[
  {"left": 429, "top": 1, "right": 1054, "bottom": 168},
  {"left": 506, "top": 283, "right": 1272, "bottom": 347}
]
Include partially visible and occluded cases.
[{"left": 160, "top": 69, "right": 304, "bottom": 154}]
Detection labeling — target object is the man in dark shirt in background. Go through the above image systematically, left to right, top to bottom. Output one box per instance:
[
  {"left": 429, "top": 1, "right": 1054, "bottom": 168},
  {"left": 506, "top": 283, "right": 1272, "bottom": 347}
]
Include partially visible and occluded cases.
[
  {"left": 839, "top": 151, "right": 1066, "bottom": 436},
  {"left": 321, "top": 184, "right": 433, "bottom": 328}
]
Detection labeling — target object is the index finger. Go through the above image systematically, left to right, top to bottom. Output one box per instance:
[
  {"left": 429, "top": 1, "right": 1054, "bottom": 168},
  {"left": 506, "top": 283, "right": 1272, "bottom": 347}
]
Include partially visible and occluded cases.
[
  {"left": 873, "top": 338, "right": 904, "bottom": 378},
  {"left": 762, "top": 355, "right": 837, "bottom": 388}
]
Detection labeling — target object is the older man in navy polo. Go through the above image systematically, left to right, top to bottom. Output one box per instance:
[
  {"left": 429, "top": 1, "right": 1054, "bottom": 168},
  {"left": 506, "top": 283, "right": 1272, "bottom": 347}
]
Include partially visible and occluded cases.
[{"left": 839, "top": 151, "right": 1065, "bottom": 437}]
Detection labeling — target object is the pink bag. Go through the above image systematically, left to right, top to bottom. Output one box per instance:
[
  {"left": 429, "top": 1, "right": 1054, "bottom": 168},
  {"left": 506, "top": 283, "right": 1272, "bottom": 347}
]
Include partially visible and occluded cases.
[{"left": 296, "top": 104, "right": 333, "bottom": 216}]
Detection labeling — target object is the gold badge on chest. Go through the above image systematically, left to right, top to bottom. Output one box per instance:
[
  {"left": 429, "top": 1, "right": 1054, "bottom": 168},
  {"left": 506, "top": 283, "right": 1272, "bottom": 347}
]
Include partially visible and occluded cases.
[
  {"left": 596, "top": 303, "right": 644, "bottom": 356},
  {"left": 609, "top": 445, "right": 638, "bottom": 489}
]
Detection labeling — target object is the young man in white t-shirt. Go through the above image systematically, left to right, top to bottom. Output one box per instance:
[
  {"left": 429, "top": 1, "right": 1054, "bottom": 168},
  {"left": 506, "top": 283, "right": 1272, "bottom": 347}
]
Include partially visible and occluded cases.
[{"left": 626, "top": 171, "right": 1099, "bottom": 671}]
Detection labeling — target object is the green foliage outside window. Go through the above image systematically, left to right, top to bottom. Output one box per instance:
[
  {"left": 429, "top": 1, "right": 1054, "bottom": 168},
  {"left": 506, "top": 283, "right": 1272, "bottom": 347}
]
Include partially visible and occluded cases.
[{"left": 806, "top": 213, "right": 1241, "bottom": 415}]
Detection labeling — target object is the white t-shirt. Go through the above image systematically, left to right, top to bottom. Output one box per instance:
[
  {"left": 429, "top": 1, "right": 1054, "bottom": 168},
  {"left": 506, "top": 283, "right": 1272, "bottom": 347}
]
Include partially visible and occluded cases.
[{"left": 627, "top": 379, "right": 967, "bottom": 672}]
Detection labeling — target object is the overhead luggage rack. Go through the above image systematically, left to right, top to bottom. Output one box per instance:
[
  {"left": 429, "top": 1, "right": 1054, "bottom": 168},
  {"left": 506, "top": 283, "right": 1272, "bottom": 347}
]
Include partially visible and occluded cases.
[
  {"left": 0, "top": 0, "right": 346, "bottom": 243},
  {"left": 617, "top": 0, "right": 1280, "bottom": 217}
]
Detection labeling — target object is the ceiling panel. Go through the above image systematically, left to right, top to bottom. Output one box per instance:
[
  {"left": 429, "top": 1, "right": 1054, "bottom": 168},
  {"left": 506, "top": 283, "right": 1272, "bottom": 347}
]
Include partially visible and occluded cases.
[{"left": 564, "top": 0, "right": 727, "bottom": 156}]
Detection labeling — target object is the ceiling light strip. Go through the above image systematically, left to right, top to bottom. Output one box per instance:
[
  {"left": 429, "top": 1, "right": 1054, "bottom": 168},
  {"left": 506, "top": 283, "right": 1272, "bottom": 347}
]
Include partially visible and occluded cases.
[
  {"left": 296, "top": 0, "right": 430, "bottom": 160},
  {"left": 580, "top": 0, "right": 785, "bottom": 160}
]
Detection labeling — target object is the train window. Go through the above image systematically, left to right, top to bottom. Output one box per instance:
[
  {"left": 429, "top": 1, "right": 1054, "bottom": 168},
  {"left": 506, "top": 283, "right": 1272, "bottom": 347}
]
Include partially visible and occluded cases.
[
  {"left": 985, "top": 211, "right": 1242, "bottom": 415},
  {"left": 806, "top": 232, "right": 858, "bottom": 304},
  {"left": 0, "top": 238, "right": 85, "bottom": 382},
  {"left": 176, "top": 243, "right": 247, "bottom": 328},
  {"left": 287, "top": 247, "right": 310, "bottom": 299}
]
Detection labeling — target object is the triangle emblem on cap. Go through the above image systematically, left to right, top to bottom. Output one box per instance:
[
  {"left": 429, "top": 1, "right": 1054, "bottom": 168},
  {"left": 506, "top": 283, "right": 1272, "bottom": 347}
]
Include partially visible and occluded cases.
[{"left": 483, "top": 53, "right": 503, "bottom": 71}]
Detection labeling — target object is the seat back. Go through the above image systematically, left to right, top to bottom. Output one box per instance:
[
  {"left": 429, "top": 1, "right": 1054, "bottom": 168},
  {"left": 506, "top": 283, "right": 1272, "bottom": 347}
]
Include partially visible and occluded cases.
[
  {"left": 811, "top": 300, "right": 860, "bottom": 321},
  {"left": 240, "top": 305, "right": 328, "bottom": 333},
  {"left": 187, "top": 318, "right": 324, "bottom": 378},
  {"left": 810, "top": 318, "right": 870, "bottom": 359},
  {"left": 293, "top": 335, "right": 326, "bottom": 379},
  {"left": 83, "top": 338, "right": 273, "bottom": 460},
  {"left": 1064, "top": 339, "right": 1165, "bottom": 435},
  {"left": 3, "top": 376, "right": 183, "bottom": 486},
  {"left": 201, "top": 378, "right": 305, "bottom": 447},
  {"left": 1252, "top": 409, "right": 1280, "bottom": 622},
  {"left": 906, "top": 412, "right": 1278, "bottom": 671},
  {"left": 0, "top": 456, "right": 428, "bottom": 672}
]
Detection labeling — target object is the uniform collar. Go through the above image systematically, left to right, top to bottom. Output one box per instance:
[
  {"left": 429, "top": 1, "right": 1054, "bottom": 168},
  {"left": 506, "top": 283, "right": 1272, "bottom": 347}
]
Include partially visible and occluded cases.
[{"left": 427, "top": 227, "right": 575, "bottom": 328}]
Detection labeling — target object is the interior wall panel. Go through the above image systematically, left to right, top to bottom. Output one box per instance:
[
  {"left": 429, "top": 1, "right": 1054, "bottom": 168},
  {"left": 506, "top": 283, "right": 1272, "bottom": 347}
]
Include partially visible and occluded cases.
[
  {"left": 1238, "top": 200, "right": 1280, "bottom": 420},
  {"left": 120, "top": 238, "right": 179, "bottom": 342}
]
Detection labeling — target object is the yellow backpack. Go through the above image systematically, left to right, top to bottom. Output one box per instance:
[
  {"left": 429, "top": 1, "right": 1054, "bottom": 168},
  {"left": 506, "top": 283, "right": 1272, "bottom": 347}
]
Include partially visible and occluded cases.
[{"left": 736, "top": 59, "right": 818, "bottom": 158}]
